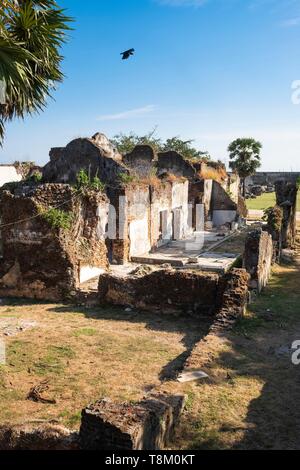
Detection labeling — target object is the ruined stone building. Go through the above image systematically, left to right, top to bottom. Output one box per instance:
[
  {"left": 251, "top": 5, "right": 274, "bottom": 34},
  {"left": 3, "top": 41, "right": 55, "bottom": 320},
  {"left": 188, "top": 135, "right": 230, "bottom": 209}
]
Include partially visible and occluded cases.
[{"left": 0, "top": 133, "right": 243, "bottom": 300}]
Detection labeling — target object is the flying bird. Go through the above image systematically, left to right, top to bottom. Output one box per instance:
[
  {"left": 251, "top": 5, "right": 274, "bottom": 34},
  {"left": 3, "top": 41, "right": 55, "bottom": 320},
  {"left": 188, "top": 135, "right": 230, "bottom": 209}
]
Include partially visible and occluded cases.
[{"left": 121, "top": 48, "right": 135, "bottom": 60}]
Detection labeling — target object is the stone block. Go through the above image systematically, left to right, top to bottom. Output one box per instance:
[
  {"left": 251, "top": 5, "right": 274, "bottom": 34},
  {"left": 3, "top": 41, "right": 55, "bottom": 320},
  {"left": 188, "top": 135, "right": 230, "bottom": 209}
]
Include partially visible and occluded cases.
[{"left": 80, "top": 394, "right": 185, "bottom": 450}]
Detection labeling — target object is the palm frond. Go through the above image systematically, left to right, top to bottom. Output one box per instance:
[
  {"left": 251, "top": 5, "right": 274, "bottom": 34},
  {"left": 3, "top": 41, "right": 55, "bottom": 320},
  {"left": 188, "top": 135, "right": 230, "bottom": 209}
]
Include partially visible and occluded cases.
[{"left": 0, "top": 0, "right": 73, "bottom": 143}]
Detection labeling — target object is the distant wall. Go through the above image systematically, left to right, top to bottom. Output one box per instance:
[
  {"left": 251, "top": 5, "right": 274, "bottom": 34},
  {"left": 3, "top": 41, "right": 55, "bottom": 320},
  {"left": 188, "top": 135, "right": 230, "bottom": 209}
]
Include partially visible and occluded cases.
[{"left": 245, "top": 172, "right": 300, "bottom": 188}]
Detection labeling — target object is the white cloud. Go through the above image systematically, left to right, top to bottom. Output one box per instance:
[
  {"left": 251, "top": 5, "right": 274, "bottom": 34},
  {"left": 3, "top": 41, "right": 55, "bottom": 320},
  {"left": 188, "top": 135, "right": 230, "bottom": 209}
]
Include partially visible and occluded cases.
[
  {"left": 155, "top": 0, "right": 208, "bottom": 7},
  {"left": 281, "top": 17, "right": 300, "bottom": 27},
  {"left": 97, "top": 105, "right": 156, "bottom": 122}
]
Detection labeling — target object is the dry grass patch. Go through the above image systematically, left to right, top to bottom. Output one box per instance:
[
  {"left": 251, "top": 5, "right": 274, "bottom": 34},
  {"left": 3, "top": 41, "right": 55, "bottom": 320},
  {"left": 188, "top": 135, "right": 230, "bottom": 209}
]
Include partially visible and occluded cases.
[{"left": 0, "top": 303, "right": 205, "bottom": 430}]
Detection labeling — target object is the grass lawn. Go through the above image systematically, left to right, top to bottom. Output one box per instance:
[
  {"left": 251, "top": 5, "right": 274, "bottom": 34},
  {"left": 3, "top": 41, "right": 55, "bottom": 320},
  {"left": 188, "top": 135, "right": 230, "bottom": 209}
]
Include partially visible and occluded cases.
[
  {"left": 246, "top": 192, "right": 300, "bottom": 211},
  {"left": 0, "top": 302, "right": 207, "bottom": 429}
]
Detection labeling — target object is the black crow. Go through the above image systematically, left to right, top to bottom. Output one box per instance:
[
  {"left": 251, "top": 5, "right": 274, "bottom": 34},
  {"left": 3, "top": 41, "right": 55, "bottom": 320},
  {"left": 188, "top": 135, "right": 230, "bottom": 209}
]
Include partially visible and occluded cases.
[{"left": 121, "top": 48, "right": 135, "bottom": 60}]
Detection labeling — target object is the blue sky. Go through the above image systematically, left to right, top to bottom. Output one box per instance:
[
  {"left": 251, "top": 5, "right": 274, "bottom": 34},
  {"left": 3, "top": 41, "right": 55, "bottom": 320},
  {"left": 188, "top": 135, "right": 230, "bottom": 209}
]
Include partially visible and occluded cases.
[{"left": 1, "top": 0, "right": 300, "bottom": 170}]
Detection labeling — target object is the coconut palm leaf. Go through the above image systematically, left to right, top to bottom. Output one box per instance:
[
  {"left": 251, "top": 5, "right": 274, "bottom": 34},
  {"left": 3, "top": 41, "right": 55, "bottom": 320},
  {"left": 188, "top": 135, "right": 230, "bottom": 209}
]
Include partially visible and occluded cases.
[{"left": 0, "top": 0, "right": 73, "bottom": 144}]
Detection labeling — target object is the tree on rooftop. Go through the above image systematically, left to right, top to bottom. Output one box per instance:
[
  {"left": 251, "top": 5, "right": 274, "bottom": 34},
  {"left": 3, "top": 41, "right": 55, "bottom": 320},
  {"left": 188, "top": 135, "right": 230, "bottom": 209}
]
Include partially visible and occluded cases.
[
  {"left": 0, "top": 0, "right": 72, "bottom": 144},
  {"left": 111, "top": 129, "right": 163, "bottom": 155},
  {"left": 161, "top": 137, "right": 210, "bottom": 162},
  {"left": 228, "top": 137, "right": 262, "bottom": 197}
]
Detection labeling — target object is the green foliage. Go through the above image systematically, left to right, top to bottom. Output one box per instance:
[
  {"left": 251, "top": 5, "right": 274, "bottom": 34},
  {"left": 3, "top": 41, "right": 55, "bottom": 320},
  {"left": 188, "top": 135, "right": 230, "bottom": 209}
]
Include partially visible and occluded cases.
[
  {"left": 0, "top": 1, "right": 73, "bottom": 143},
  {"left": 111, "top": 129, "right": 209, "bottom": 161},
  {"left": 111, "top": 129, "right": 163, "bottom": 154},
  {"left": 161, "top": 137, "right": 210, "bottom": 161},
  {"left": 228, "top": 137, "right": 262, "bottom": 197},
  {"left": 228, "top": 138, "right": 262, "bottom": 179},
  {"left": 76, "top": 168, "right": 89, "bottom": 187},
  {"left": 75, "top": 169, "right": 105, "bottom": 192},
  {"left": 27, "top": 171, "right": 42, "bottom": 183},
  {"left": 90, "top": 175, "right": 105, "bottom": 191},
  {"left": 41, "top": 207, "right": 73, "bottom": 230}
]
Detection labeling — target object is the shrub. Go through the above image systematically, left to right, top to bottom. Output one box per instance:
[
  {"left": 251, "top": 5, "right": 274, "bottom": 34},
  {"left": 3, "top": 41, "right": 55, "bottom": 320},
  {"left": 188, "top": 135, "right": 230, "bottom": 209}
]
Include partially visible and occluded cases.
[
  {"left": 75, "top": 169, "right": 105, "bottom": 192},
  {"left": 27, "top": 171, "right": 42, "bottom": 183},
  {"left": 263, "top": 205, "right": 283, "bottom": 232},
  {"left": 41, "top": 208, "right": 74, "bottom": 231}
]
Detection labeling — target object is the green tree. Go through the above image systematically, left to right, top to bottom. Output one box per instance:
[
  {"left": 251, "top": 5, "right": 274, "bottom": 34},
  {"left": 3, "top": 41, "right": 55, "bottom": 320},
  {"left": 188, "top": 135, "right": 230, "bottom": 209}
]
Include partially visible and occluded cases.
[
  {"left": 0, "top": 0, "right": 72, "bottom": 143},
  {"left": 111, "top": 129, "right": 163, "bottom": 154},
  {"left": 161, "top": 137, "right": 210, "bottom": 161},
  {"left": 228, "top": 138, "right": 262, "bottom": 197}
]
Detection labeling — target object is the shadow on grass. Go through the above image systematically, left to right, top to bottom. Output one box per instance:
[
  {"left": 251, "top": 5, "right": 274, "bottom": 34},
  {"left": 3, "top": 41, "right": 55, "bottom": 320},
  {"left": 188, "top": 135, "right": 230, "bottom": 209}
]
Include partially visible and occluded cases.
[
  {"left": 184, "top": 260, "right": 300, "bottom": 450},
  {"left": 47, "top": 304, "right": 214, "bottom": 382}
]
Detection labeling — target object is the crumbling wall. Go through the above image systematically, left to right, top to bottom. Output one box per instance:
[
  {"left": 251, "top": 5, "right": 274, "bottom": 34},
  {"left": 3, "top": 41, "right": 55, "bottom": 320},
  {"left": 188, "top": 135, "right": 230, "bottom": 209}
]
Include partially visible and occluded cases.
[
  {"left": 123, "top": 145, "right": 156, "bottom": 178},
  {"left": 157, "top": 151, "right": 196, "bottom": 179},
  {"left": 227, "top": 174, "right": 240, "bottom": 204},
  {"left": 188, "top": 179, "right": 212, "bottom": 227},
  {"left": 109, "top": 180, "right": 190, "bottom": 262},
  {"left": 150, "top": 181, "right": 189, "bottom": 248},
  {"left": 211, "top": 181, "right": 238, "bottom": 227},
  {"left": 275, "top": 181, "right": 298, "bottom": 248},
  {"left": 0, "top": 183, "right": 109, "bottom": 300},
  {"left": 125, "top": 185, "right": 151, "bottom": 258},
  {"left": 237, "top": 194, "right": 248, "bottom": 219},
  {"left": 265, "top": 205, "right": 283, "bottom": 262},
  {"left": 244, "top": 229, "right": 273, "bottom": 292},
  {"left": 98, "top": 265, "right": 220, "bottom": 315},
  {"left": 211, "top": 268, "right": 250, "bottom": 330},
  {"left": 80, "top": 394, "right": 185, "bottom": 450},
  {"left": 0, "top": 425, "right": 78, "bottom": 450}
]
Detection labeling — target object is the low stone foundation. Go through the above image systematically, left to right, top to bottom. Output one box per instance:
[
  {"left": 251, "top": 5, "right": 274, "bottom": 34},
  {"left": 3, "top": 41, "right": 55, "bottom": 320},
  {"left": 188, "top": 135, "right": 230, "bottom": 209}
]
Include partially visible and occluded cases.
[
  {"left": 244, "top": 229, "right": 273, "bottom": 292},
  {"left": 98, "top": 266, "right": 220, "bottom": 315},
  {"left": 80, "top": 394, "right": 185, "bottom": 450},
  {"left": 0, "top": 424, "right": 79, "bottom": 450}
]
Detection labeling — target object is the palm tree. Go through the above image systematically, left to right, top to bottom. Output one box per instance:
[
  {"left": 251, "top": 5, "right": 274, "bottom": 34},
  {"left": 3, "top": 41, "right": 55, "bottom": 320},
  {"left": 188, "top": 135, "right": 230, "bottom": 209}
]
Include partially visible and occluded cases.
[
  {"left": 0, "top": 0, "right": 72, "bottom": 143},
  {"left": 228, "top": 138, "right": 262, "bottom": 197}
]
